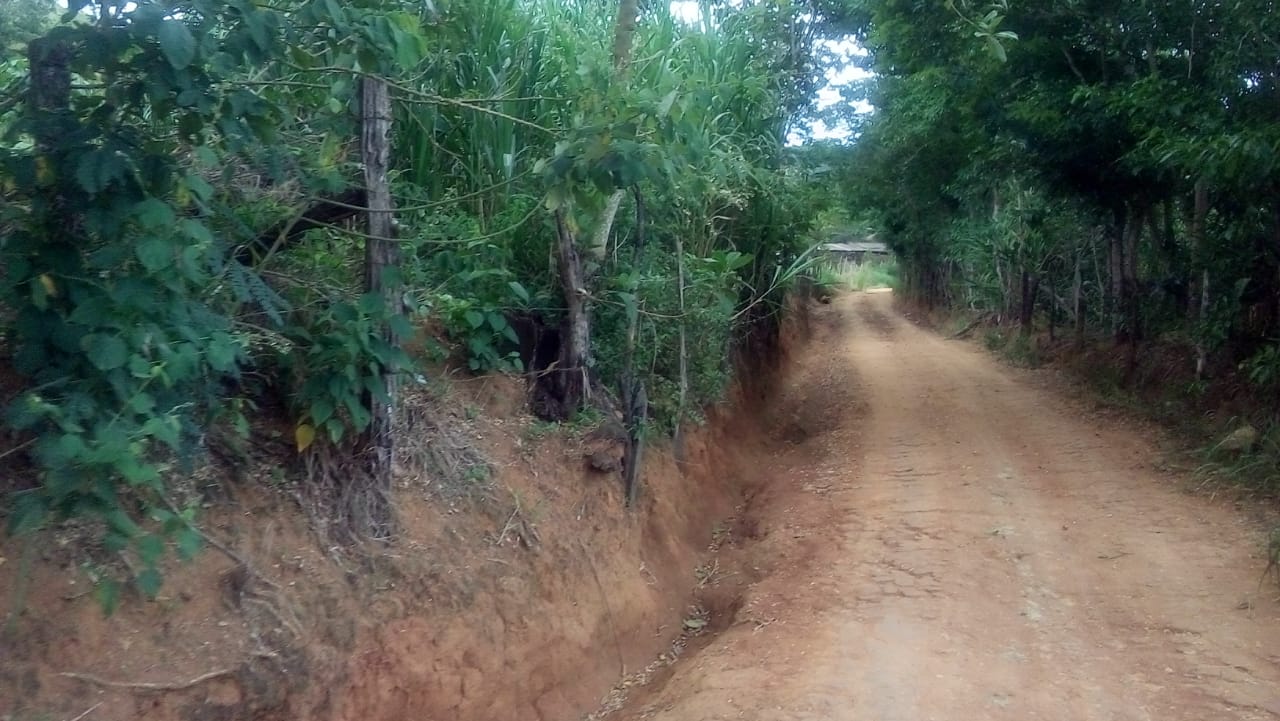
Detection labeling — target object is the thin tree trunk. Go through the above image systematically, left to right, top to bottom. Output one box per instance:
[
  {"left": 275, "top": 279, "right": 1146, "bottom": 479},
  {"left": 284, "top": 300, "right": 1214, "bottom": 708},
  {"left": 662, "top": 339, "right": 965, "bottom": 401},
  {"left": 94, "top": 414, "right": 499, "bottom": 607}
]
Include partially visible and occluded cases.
[
  {"left": 544, "top": 0, "right": 641, "bottom": 421},
  {"left": 589, "top": 0, "right": 642, "bottom": 261},
  {"left": 612, "top": 0, "right": 640, "bottom": 70},
  {"left": 360, "top": 76, "right": 400, "bottom": 539},
  {"left": 1189, "top": 180, "right": 1209, "bottom": 379},
  {"left": 620, "top": 188, "right": 648, "bottom": 506},
  {"left": 589, "top": 191, "right": 625, "bottom": 261},
  {"left": 1122, "top": 205, "right": 1143, "bottom": 381},
  {"left": 1108, "top": 207, "right": 1126, "bottom": 341},
  {"left": 672, "top": 226, "right": 689, "bottom": 460},
  {"left": 1073, "top": 251, "right": 1086, "bottom": 348},
  {"left": 1196, "top": 268, "right": 1210, "bottom": 380},
  {"left": 1020, "top": 269, "right": 1035, "bottom": 336},
  {"left": 1047, "top": 278, "right": 1056, "bottom": 342}
]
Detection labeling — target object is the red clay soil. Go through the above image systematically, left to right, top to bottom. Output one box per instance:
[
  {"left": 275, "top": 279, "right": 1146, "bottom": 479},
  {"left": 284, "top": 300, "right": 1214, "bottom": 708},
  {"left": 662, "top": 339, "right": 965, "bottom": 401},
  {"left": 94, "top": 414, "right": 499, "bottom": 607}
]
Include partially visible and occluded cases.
[
  {"left": 602, "top": 290, "right": 1280, "bottom": 721},
  {"left": 0, "top": 303, "right": 804, "bottom": 721}
]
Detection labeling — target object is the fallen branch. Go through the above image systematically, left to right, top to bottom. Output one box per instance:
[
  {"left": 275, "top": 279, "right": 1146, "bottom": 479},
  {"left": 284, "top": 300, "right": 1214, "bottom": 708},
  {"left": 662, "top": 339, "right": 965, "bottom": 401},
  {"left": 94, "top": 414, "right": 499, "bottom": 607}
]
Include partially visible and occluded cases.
[
  {"left": 59, "top": 668, "right": 234, "bottom": 693},
  {"left": 66, "top": 702, "right": 102, "bottom": 721}
]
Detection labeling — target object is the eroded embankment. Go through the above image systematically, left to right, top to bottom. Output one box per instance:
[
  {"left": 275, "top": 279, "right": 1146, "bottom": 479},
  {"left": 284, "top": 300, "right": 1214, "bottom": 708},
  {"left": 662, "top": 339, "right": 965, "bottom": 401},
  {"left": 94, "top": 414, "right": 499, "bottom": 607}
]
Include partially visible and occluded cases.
[{"left": 0, "top": 299, "right": 811, "bottom": 721}]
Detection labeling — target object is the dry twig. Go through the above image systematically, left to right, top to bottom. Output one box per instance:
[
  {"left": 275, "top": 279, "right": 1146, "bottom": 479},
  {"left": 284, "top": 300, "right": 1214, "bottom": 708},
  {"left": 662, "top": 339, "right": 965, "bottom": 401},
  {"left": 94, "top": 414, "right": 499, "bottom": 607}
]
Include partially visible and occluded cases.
[{"left": 59, "top": 668, "right": 234, "bottom": 693}]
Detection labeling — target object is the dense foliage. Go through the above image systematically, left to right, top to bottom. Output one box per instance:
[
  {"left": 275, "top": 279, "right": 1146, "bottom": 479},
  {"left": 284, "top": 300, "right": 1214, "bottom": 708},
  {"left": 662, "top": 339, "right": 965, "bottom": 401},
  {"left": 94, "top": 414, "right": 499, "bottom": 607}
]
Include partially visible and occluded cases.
[
  {"left": 0, "top": 0, "right": 844, "bottom": 604},
  {"left": 842, "top": 0, "right": 1280, "bottom": 401}
]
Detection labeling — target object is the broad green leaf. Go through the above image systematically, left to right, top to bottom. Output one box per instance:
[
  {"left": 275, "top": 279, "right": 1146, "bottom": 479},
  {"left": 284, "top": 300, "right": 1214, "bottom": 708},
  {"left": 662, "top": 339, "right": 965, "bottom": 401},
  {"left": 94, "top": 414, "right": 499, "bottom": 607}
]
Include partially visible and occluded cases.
[
  {"left": 158, "top": 21, "right": 197, "bottom": 70},
  {"left": 984, "top": 35, "right": 1007, "bottom": 63},
  {"left": 657, "top": 89, "right": 678, "bottom": 118},
  {"left": 183, "top": 174, "right": 214, "bottom": 202},
  {"left": 134, "top": 199, "right": 175, "bottom": 228},
  {"left": 178, "top": 218, "right": 214, "bottom": 244},
  {"left": 136, "top": 237, "right": 173, "bottom": 271},
  {"left": 508, "top": 281, "right": 530, "bottom": 303},
  {"left": 358, "top": 292, "right": 384, "bottom": 315},
  {"left": 388, "top": 314, "right": 414, "bottom": 340},
  {"left": 206, "top": 333, "right": 239, "bottom": 372},
  {"left": 83, "top": 334, "right": 128, "bottom": 371},
  {"left": 128, "top": 393, "right": 156, "bottom": 414},
  {"left": 310, "top": 397, "right": 335, "bottom": 426},
  {"left": 141, "top": 415, "right": 181, "bottom": 449},
  {"left": 325, "top": 418, "right": 345, "bottom": 444},
  {"left": 7, "top": 495, "right": 47, "bottom": 535},
  {"left": 176, "top": 527, "right": 202, "bottom": 561},
  {"left": 136, "top": 533, "right": 165, "bottom": 565},
  {"left": 135, "top": 568, "right": 163, "bottom": 599},
  {"left": 96, "top": 578, "right": 122, "bottom": 615}
]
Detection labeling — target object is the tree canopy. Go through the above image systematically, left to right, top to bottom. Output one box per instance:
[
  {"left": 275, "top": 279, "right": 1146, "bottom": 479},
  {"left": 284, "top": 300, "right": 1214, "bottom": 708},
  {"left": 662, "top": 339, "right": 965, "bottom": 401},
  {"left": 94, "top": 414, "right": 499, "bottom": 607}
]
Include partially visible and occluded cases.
[
  {"left": 0, "top": 0, "right": 853, "bottom": 606},
  {"left": 842, "top": 0, "right": 1280, "bottom": 393}
]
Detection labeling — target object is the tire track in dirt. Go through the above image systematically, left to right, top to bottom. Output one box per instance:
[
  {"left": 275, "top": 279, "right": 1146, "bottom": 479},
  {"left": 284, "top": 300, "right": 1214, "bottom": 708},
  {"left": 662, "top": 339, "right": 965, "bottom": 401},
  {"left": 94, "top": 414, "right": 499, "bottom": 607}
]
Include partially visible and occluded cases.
[{"left": 603, "top": 290, "right": 1280, "bottom": 721}]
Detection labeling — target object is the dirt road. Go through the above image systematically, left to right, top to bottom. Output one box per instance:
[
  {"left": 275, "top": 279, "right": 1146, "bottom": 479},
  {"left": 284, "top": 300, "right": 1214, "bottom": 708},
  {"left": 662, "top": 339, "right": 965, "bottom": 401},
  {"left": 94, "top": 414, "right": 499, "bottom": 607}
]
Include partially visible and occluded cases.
[{"left": 614, "top": 291, "right": 1280, "bottom": 721}]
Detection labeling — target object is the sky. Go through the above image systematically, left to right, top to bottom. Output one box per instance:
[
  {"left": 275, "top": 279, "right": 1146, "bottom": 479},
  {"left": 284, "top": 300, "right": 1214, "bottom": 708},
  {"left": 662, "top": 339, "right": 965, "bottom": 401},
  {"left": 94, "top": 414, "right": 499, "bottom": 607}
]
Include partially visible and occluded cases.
[{"left": 669, "top": 1, "right": 874, "bottom": 144}]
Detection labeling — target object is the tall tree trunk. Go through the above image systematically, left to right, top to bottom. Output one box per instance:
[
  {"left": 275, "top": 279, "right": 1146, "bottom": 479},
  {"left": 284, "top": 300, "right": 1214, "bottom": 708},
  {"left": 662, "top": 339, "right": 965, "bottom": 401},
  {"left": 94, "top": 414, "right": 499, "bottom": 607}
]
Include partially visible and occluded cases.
[
  {"left": 546, "top": 0, "right": 641, "bottom": 420},
  {"left": 588, "top": 0, "right": 642, "bottom": 261},
  {"left": 612, "top": 0, "right": 640, "bottom": 70},
  {"left": 27, "top": 37, "right": 73, "bottom": 240},
  {"left": 28, "top": 38, "right": 71, "bottom": 161},
  {"left": 359, "top": 77, "right": 400, "bottom": 539},
  {"left": 620, "top": 188, "right": 648, "bottom": 506},
  {"left": 1268, "top": 200, "right": 1280, "bottom": 340},
  {"left": 1108, "top": 207, "right": 1126, "bottom": 341},
  {"left": 553, "top": 211, "right": 591, "bottom": 419},
  {"left": 672, "top": 228, "right": 689, "bottom": 461}
]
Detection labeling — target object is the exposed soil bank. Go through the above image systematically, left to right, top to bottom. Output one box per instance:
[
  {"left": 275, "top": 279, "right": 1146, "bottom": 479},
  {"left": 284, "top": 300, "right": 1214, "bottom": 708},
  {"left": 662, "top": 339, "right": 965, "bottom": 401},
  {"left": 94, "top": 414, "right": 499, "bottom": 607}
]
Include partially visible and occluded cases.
[{"left": 0, "top": 303, "right": 809, "bottom": 721}]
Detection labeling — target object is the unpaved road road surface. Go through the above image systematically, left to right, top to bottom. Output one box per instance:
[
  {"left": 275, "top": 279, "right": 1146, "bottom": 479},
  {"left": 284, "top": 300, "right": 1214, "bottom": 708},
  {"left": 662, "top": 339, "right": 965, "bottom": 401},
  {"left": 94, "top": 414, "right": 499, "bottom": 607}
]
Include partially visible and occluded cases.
[{"left": 614, "top": 291, "right": 1280, "bottom": 721}]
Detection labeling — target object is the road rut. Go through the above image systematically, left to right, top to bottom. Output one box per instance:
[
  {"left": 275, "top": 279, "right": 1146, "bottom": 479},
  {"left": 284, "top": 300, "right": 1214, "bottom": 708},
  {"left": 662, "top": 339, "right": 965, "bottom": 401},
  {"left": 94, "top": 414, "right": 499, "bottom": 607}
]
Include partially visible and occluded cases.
[{"left": 614, "top": 290, "right": 1280, "bottom": 721}]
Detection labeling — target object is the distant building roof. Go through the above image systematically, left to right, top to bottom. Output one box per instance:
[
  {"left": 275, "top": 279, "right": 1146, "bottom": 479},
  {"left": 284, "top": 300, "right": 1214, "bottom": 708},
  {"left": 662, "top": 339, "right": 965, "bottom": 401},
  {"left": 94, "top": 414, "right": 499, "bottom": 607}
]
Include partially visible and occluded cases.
[{"left": 821, "top": 241, "right": 889, "bottom": 255}]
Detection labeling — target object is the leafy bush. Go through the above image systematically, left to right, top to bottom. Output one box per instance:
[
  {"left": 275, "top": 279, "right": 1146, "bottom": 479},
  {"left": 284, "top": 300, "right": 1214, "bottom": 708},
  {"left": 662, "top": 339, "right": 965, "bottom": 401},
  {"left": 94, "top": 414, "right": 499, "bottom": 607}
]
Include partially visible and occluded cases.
[
  {"left": 594, "top": 250, "right": 748, "bottom": 431},
  {"left": 430, "top": 292, "right": 524, "bottom": 372},
  {"left": 283, "top": 294, "right": 417, "bottom": 449},
  {"left": 1242, "top": 343, "right": 1280, "bottom": 398}
]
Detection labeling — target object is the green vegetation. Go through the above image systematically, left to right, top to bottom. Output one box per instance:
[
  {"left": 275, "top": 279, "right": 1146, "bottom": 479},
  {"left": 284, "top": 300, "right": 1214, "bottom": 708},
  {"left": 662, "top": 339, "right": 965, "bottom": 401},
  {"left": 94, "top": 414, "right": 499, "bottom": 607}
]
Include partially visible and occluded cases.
[
  {"left": 0, "top": 0, "right": 855, "bottom": 607},
  {"left": 12, "top": 0, "right": 1273, "bottom": 610},
  {"left": 837, "top": 0, "right": 1280, "bottom": 493},
  {"left": 815, "top": 258, "right": 898, "bottom": 294}
]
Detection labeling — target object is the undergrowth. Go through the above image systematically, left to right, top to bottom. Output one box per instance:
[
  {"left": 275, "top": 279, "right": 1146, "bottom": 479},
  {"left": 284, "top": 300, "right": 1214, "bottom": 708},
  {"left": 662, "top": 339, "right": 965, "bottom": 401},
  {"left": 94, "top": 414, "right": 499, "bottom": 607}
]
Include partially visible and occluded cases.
[
  {"left": 813, "top": 258, "right": 898, "bottom": 295},
  {"left": 974, "top": 318, "right": 1280, "bottom": 557},
  {"left": 982, "top": 328, "right": 1042, "bottom": 368}
]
